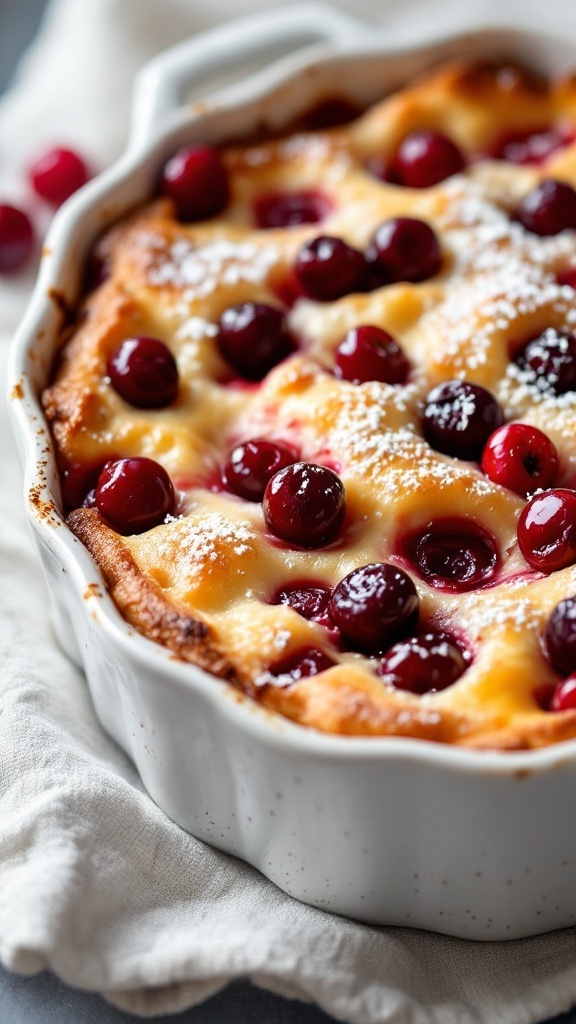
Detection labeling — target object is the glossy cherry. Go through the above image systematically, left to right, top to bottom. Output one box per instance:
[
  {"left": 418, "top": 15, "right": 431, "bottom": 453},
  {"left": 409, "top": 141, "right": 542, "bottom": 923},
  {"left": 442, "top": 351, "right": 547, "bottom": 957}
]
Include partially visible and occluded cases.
[
  {"left": 492, "top": 125, "right": 572, "bottom": 165},
  {"left": 392, "top": 129, "right": 465, "bottom": 188},
  {"left": 161, "top": 145, "right": 229, "bottom": 222},
  {"left": 29, "top": 147, "right": 90, "bottom": 206},
  {"left": 517, "top": 179, "right": 576, "bottom": 236},
  {"left": 254, "top": 190, "right": 330, "bottom": 229},
  {"left": 0, "top": 203, "right": 34, "bottom": 273},
  {"left": 366, "top": 216, "right": 441, "bottom": 286},
  {"left": 294, "top": 235, "right": 366, "bottom": 301},
  {"left": 218, "top": 302, "right": 293, "bottom": 380},
  {"left": 334, "top": 324, "right": 410, "bottom": 385},
  {"left": 514, "top": 328, "right": 576, "bottom": 396},
  {"left": 107, "top": 337, "right": 179, "bottom": 409},
  {"left": 423, "top": 379, "right": 504, "bottom": 460},
  {"left": 481, "top": 422, "right": 559, "bottom": 497},
  {"left": 224, "top": 438, "right": 296, "bottom": 502},
  {"left": 95, "top": 457, "right": 175, "bottom": 535},
  {"left": 263, "top": 462, "right": 346, "bottom": 548},
  {"left": 517, "top": 489, "right": 576, "bottom": 572},
  {"left": 400, "top": 517, "right": 499, "bottom": 591},
  {"left": 329, "top": 563, "right": 419, "bottom": 654},
  {"left": 273, "top": 581, "right": 333, "bottom": 626},
  {"left": 545, "top": 597, "right": 576, "bottom": 676},
  {"left": 376, "top": 631, "right": 467, "bottom": 694},
  {"left": 268, "top": 647, "right": 336, "bottom": 686},
  {"left": 551, "top": 674, "right": 576, "bottom": 712}
]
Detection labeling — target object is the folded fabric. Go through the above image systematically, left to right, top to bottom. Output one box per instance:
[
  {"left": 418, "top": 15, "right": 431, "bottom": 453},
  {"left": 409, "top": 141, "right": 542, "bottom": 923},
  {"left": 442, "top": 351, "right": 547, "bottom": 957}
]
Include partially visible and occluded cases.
[{"left": 3, "top": 1, "right": 576, "bottom": 1021}]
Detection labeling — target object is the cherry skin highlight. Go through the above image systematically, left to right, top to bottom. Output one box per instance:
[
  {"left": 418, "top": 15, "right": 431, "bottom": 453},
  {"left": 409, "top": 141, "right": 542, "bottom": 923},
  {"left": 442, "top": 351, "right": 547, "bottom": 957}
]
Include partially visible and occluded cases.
[
  {"left": 492, "top": 125, "right": 573, "bottom": 165},
  {"left": 392, "top": 129, "right": 465, "bottom": 188},
  {"left": 161, "top": 145, "right": 229, "bottom": 222},
  {"left": 29, "top": 147, "right": 90, "bottom": 206},
  {"left": 517, "top": 179, "right": 576, "bottom": 236},
  {"left": 254, "top": 190, "right": 330, "bottom": 229},
  {"left": 0, "top": 204, "right": 34, "bottom": 274},
  {"left": 366, "top": 216, "right": 441, "bottom": 286},
  {"left": 294, "top": 235, "right": 366, "bottom": 301},
  {"left": 218, "top": 302, "right": 293, "bottom": 381},
  {"left": 334, "top": 325, "right": 410, "bottom": 385},
  {"left": 514, "top": 328, "right": 576, "bottom": 396},
  {"left": 107, "top": 337, "right": 179, "bottom": 409},
  {"left": 423, "top": 380, "right": 504, "bottom": 461},
  {"left": 481, "top": 422, "right": 559, "bottom": 497},
  {"left": 224, "top": 439, "right": 296, "bottom": 502},
  {"left": 95, "top": 457, "right": 175, "bottom": 535},
  {"left": 263, "top": 462, "right": 346, "bottom": 548},
  {"left": 517, "top": 489, "right": 576, "bottom": 572},
  {"left": 400, "top": 517, "right": 499, "bottom": 592},
  {"left": 329, "top": 563, "right": 419, "bottom": 654},
  {"left": 273, "top": 581, "right": 333, "bottom": 627},
  {"left": 545, "top": 597, "right": 576, "bottom": 676},
  {"left": 375, "top": 631, "right": 467, "bottom": 694},
  {"left": 268, "top": 647, "right": 335, "bottom": 686},
  {"left": 551, "top": 674, "right": 576, "bottom": 712}
]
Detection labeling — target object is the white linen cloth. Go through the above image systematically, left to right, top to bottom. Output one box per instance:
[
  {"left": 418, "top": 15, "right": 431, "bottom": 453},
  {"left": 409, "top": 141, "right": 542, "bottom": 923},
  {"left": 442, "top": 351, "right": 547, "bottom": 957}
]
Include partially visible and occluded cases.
[{"left": 4, "top": 0, "right": 576, "bottom": 1020}]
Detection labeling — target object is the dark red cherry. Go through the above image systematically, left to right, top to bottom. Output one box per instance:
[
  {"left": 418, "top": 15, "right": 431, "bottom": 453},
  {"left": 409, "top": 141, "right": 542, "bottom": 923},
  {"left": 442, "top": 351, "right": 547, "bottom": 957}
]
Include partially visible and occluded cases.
[
  {"left": 300, "top": 97, "right": 362, "bottom": 130},
  {"left": 492, "top": 125, "right": 572, "bottom": 165},
  {"left": 393, "top": 130, "right": 465, "bottom": 188},
  {"left": 161, "top": 145, "right": 229, "bottom": 222},
  {"left": 29, "top": 147, "right": 90, "bottom": 206},
  {"left": 517, "top": 179, "right": 576, "bottom": 236},
  {"left": 254, "top": 190, "right": 330, "bottom": 229},
  {"left": 0, "top": 203, "right": 34, "bottom": 274},
  {"left": 366, "top": 217, "right": 441, "bottom": 286},
  {"left": 294, "top": 235, "right": 366, "bottom": 301},
  {"left": 556, "top": 266, "right": 576, "bottom": 290},
  {"left": 218, "top": 302, "right": 293, "bottom": 380},
  {"left": 334, "top": 324, "right": 410, "bottom": 385},
  {"left": 515, "top": 328, "right": 576, "bottom": 396},
  {"left": 107, "top": 337, "right": 179, "bottom": 409},
  {"left": 423, "top": 380, "right": 504, "bottom": 460},
  {"left": 481, "top": 422, "right": 559, "bottom": 497},
  {"left": 224, "top": 438, "right": 296, "bottom": 501},
  {"left": 95, "top": 457, "right": 175, "bottom": 535},
  {"left": 62, "top": 458, "right": 113, "bottom": 511},
  {"left": 263, "top": 462, "right": 346, "bottom": 548},
  {"left": 517, "top": 489, "right": 576, "bottom": 572},
  {"left": 400, "top": 517, "right": 499, "bottom": 591},
  {"left": 329, "top": 563, "right": 418, "bottom": 654},
  {"left": 273, "top": 581, "right": 333, "bottom": 626},
  {"left": 545, "top": 597, "right": 576, "bottom": 676},
  {"left": 376, "top": 631, "right": 467, "bottom": 694},
  {"left": 268, "top": 647, "right": 335, "bottom": 686},
  {"left": 551, "top": 674, "right": 576, "bottom": 711}
]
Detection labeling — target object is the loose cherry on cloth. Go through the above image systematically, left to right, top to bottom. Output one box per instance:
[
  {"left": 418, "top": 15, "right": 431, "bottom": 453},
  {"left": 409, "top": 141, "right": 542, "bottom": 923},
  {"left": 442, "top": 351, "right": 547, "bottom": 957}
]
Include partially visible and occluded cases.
[
  {"left": 9, "top": 4, "right": 576, "bottom": 1023},
  {"left": 28, "top": 146, "right": 90, "bottom": 206},
  {"left": 0, "top": 203, "right": 34, "bottom": 273},
  {"left": 334, "top": 325, "right": 410, "bottom": 385},
  {"left": 223, "top": 439, "right": 296, "bottom": 501},
  {"left": 329, "top": 563, "right": 419, "bottom": 653},
  {"left": 376, "top": 631, "right": 467, "bottom": 693}
]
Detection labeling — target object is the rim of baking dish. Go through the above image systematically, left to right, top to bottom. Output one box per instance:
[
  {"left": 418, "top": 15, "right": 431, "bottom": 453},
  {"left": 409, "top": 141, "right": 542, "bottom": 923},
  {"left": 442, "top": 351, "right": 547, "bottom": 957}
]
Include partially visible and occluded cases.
[{"left": 10, "top": 6, "right": 576, "bottom": 775}]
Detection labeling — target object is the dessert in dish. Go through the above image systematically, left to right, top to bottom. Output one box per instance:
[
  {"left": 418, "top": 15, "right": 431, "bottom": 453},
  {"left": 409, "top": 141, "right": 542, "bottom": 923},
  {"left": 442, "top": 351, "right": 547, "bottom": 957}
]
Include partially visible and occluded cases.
[{"left": 43, "top": 57, "right": 576, "bottom": 749}]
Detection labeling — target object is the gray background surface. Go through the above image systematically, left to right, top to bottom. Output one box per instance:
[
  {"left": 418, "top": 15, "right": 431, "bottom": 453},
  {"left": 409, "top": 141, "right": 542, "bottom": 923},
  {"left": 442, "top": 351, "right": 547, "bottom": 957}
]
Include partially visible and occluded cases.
[{"left": 1, "top": 1, "right": 576, "bottom": 1021}]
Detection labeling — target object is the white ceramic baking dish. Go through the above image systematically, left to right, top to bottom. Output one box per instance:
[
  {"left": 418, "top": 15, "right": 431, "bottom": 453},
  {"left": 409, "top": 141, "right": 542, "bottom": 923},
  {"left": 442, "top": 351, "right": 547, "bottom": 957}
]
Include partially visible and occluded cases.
[{"left": 10, "top": 3, "right": 576, "bottom": 941}]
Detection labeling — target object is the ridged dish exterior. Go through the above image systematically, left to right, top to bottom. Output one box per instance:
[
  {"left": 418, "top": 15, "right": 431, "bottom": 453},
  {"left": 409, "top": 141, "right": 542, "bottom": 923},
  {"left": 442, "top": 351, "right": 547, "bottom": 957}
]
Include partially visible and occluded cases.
[{"left": 10, "top": 7, "right": 576, "bottom": 939}]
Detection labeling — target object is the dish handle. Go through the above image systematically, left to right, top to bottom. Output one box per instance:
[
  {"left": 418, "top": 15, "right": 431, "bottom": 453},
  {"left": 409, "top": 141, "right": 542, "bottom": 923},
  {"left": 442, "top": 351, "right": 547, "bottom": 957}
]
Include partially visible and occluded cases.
[{"left": 129, "top": 2, "right": 377, "bottom": 149}]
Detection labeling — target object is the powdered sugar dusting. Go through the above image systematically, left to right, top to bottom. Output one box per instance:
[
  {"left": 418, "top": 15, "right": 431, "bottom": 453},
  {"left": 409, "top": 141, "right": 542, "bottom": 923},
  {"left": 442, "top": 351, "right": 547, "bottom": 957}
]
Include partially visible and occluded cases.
[
  {"left": 430, "top": 178, "right": 576, "bottom": 373},
  {"left": 145, "top": 236, "right": 280, "bottom": 300},
  {"left": 155, "top": 511, "right": 257, "bottom": 571}
]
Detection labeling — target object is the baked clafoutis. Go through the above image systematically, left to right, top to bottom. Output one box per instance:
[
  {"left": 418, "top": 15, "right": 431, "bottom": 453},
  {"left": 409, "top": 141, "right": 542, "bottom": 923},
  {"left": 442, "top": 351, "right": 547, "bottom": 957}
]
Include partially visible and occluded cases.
[{"left": 43, "top": 59, "right": 576, "bottom": 749}]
